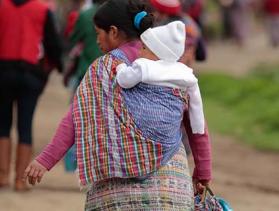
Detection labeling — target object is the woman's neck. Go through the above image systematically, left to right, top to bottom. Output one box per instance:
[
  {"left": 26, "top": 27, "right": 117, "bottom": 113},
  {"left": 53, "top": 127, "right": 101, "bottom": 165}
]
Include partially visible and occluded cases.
[
  {"left": 118, "top": 37, "right": 138, "bottom": 47},
  {"left": 119, "top": 40, "right": 141, "bottom": 63}
]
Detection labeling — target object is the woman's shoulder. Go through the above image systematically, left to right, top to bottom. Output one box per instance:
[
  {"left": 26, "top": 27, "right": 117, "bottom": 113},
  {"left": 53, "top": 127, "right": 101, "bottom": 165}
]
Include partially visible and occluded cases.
[
  {"left": 109, "top": 48, "right": 131, "bottom": 64},
  {"left": 88, "top": 49, "right": 128, "bottom": 71},
  {"left": 90, "top": 51, "right": 118, "bottom": 64}
]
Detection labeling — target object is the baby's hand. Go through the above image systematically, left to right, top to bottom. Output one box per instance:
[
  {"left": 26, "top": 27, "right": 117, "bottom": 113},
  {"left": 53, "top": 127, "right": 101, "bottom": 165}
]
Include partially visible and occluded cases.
[{"left": 22, "top": 160, "right": 47, "bottom": 186}]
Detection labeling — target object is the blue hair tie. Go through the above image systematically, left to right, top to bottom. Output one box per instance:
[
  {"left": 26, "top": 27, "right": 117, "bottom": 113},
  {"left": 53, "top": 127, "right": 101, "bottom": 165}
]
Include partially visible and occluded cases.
[{"left": 134, "top": 11, "right": 147, "bottom": 30}]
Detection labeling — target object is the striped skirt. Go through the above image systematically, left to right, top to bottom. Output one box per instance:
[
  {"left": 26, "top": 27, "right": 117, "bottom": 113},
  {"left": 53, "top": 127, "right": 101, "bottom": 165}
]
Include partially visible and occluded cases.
[{"left": 85, "top": 144, "right": 194, "bottom": 211}]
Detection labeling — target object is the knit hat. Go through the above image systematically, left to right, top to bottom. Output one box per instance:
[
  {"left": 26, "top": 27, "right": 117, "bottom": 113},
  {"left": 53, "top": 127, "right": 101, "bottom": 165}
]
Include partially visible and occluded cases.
[
  {"left": 150, "top": 0, "right": 181, "bottom": 15},
  {"left": 140, "top": 21, "right": 186, "bottom": 62}
]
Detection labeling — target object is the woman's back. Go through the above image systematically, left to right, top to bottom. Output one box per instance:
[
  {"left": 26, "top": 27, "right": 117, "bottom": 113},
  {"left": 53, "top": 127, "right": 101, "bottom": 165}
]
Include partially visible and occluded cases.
[{"left": 123, "top": 83, "right": 185, "bottom": 164}]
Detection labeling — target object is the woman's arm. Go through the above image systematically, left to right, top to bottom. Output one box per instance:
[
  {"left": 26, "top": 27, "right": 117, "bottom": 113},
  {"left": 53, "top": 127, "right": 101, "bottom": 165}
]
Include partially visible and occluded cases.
[
  {"left": 23, "top": 106, "right": 75, "bottom": 185},
  {"left": 36, "top": 106, "right": 75, "bottom": 170},
  {"left": 183, "top": 110, "right": 212, "bottom": 181}
]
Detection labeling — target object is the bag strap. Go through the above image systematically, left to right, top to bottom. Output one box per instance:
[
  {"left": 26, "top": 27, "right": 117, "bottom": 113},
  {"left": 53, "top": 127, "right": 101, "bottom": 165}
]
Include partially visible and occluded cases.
[
  {"left": 201, "top": 185, "right": 215, "bottom": 203},
  {"left": 205, "top": 186, "right": 215, "bottom": 196}
]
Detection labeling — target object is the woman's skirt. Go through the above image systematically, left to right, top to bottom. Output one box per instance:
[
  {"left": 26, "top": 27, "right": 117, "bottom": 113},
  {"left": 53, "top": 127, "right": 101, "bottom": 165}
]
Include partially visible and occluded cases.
[{"left": 85, "top": 144, "right": 194, "bottom": 211}]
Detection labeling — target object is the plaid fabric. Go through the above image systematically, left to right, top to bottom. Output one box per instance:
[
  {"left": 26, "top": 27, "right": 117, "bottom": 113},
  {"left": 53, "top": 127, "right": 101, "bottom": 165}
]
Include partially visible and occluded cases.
[
  {"left": 72, "top": 49, "right": 164, "bottom": 186},
  {"left": 122, "top": 83, "right": 186, "bottom": 165},
  {"left": 85, "top": 144, "right": 194, "bottom": 211},
  {"left": 194, "top": 192, "right": 224, "bottom": 211}
]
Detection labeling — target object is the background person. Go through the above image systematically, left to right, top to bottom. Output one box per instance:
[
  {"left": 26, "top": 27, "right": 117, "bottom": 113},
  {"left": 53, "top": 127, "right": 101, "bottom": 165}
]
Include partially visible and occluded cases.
[
  {"left": 0, "top": 0, "right": 63, "bottom": 191},
  {"left": 63, "top": 0, "right": 105, "bottom": 93},
  {"left": 263, "top": 0, "right": 279, "bottom": 47}
]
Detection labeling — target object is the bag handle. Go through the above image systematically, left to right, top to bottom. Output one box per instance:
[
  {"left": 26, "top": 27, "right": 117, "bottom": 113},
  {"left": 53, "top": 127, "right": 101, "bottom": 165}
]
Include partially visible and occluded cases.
[{"left": 200, "top": 185, "right": 215, "bottom": 203}]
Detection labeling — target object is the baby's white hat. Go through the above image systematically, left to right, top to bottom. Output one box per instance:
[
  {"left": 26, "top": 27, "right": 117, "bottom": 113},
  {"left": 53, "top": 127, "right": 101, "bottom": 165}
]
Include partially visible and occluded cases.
[{"left": 140, "top": 21, "right": 185, "bottom": 62}]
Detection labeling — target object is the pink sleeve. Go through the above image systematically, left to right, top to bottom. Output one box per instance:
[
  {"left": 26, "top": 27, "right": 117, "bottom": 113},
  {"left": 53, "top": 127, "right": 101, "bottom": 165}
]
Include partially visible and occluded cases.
[
  {"left": 36, "top": 106, "right": 75, "bottom": 170},
  {"left": 183, "top": 110, "right": 212, "bottom": 181}
]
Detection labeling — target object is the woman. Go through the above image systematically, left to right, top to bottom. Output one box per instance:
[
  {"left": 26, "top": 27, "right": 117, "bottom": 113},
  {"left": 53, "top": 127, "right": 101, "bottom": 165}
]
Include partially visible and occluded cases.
[{"left": 24, "top": 0, "right": 212, "bottom": 209}]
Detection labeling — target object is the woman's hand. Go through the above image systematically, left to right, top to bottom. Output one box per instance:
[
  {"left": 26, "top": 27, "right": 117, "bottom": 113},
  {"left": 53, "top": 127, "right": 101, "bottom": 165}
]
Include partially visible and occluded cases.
[
  {"left": 22, "top": 160, "right": 47, "bottom": 186},
  {"left": 193, "top": 179, "right": 210, "bottom": 195}
]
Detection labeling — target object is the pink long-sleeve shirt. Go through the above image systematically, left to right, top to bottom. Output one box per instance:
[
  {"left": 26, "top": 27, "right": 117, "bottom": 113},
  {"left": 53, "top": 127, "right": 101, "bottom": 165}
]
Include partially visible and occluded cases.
[{"left": 36, "top": 41, "right": 212, "bottom": 181}]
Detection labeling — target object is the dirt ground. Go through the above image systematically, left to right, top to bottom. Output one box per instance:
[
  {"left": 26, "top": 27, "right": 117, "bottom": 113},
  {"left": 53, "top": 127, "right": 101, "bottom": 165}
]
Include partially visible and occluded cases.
[
  {"left": 195, "top": 30, "right": 279, "bottom": 76},
  {"left": 1, "top": 31, "right": 279, "bottom": 211}
]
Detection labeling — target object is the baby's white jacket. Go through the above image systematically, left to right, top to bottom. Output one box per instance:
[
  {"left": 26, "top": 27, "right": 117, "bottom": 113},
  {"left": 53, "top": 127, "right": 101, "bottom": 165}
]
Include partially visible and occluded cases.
[{"left": 116, "top": 58, "right": 205, "bottom": 134}]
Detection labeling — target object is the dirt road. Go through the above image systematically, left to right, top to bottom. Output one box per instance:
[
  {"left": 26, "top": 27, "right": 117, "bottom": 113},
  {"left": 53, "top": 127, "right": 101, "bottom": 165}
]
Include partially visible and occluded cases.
[
  {"left": 1, "top": 32, "right": 279, "bottom": 211},
  {"left": 196, "top": 32, "right": 279, "bottom": 76}
]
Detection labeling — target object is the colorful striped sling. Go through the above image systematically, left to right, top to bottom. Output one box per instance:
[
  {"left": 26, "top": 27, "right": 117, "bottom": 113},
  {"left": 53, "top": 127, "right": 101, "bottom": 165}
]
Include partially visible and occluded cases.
[{"left": 72, "top": 49, "right": 163, "bottom": 186}]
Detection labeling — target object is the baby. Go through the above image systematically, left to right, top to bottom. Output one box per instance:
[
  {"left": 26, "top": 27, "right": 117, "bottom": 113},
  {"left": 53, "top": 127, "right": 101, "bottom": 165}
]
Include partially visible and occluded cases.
[{"left": 116, "top": 21, "right": 205, "bottom": 134}]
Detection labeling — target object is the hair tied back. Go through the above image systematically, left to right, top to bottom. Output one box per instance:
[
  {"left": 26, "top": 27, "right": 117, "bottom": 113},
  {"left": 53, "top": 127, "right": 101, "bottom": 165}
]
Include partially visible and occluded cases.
[{"left": 134, "top": 11, "right": 147, "bottom": 30}]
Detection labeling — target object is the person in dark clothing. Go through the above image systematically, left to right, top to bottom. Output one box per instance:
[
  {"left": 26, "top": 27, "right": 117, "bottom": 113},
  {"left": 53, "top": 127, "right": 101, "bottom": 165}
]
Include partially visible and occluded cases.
[
  {"left": 0, "top": 0, "right": 63, "bottom": 191},
  {"left": 218, "top": 0, "right": 252, "bottom": 46}
]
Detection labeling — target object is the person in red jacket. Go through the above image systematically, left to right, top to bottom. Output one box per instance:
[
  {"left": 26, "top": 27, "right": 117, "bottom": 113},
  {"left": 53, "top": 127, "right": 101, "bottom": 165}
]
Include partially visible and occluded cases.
[
  {"left": 0, "top": 0, "right": 63, "bottom": 191},
  {"left": 183, "top": 0, "right": 205, "bottom": 31},
  {"left": 263, "top": 0, "right": 279, "bottom": 47}
]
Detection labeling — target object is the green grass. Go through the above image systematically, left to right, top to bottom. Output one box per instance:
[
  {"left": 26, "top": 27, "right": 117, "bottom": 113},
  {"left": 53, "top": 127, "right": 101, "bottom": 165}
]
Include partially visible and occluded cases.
[{"left": 199, "top": 64, "right": 279, "bottom": 151}]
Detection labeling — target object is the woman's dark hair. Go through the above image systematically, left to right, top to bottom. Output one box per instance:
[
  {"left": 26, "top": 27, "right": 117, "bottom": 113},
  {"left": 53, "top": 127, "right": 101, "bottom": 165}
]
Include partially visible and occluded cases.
[
  {"left": 92, "top": 0, "right": 107, "bottom": 4},
  {"left": 94, "top": 0, "right": 154, "bottom": 38}
]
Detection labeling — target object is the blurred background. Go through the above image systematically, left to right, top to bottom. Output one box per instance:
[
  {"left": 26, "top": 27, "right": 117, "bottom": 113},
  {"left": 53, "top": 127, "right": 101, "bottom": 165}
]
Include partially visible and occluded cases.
[{"left": 0, "top": 0, "right": 279, "bottom": 210}]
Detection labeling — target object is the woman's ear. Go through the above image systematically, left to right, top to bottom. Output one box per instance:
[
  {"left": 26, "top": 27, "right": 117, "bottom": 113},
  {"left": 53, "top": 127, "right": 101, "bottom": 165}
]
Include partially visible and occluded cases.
[{"left": 109, "top": 25, "right": 119, "bottom": 40}]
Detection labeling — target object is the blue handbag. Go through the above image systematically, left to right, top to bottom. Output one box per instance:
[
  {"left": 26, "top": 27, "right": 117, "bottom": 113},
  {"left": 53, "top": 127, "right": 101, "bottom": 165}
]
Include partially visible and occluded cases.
[
  {"left": 64, "top": 144, "right": 77, "bottom": 172},
  {"left": 194, "top": 186, "right": 233, "bottom": 211},
  {"left": 216, "top": 196, "right": 233, "bottom": 211}
]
